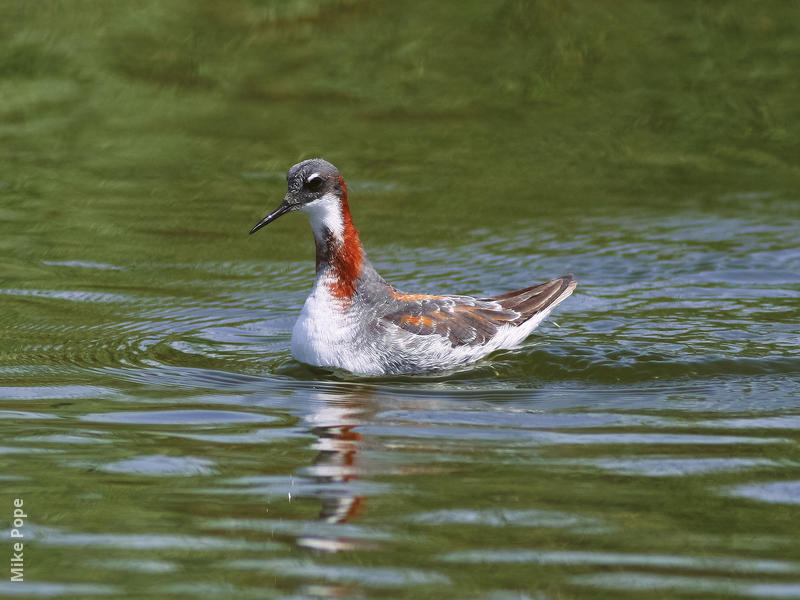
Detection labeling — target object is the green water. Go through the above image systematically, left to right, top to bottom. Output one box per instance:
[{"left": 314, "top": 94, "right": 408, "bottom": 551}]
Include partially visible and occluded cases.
[{"left": 2, "top": 1, "right": 800, "bottom": 598}]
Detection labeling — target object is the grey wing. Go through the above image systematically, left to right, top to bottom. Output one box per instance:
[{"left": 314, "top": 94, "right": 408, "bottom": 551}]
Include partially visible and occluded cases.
[
  {"left": 381, "top": 275, "right": 576, "bottom": 347},
  {"left": 381, "top": 295, "right": 518, "bottom": 347}
]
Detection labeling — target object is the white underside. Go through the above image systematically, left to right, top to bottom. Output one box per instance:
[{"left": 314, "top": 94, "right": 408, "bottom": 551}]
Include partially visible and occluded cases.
[
  {"left": 291, "top": 273, "right": 363, "bottom": 370},
  {"left": 291, "top": 278, "right": 576, "bottom": 376}
]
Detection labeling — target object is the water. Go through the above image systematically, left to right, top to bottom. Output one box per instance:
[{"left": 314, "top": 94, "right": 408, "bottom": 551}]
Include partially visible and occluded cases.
[{"left": 2, "top": 1, "right": 800, "bottom": 598}]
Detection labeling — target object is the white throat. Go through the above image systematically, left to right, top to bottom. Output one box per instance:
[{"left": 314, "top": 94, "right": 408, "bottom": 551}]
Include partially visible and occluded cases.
[{"left": 301, "top": 192, "right": 344, "bottom": 242}]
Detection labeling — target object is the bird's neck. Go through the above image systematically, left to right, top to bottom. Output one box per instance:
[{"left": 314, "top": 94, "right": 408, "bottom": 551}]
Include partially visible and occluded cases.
[{"left": 306, "top": 180, "right": 365, "bottom": 301}]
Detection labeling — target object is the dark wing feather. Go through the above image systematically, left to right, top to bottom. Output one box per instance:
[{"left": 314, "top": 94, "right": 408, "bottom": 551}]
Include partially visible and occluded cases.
[
  {"left": 482, "top": 274, "right": 576, "bottom": 325},
  {"left": 381, "top": 275, "right": 576, "bottom": 347},
  {"left": 382, "top": 296, "right": 516, "bottom": 346}
]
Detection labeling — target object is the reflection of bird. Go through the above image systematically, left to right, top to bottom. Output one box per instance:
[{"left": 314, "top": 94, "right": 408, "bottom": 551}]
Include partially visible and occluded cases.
[
  {"left": 250, "top": 158, "right": 577, "bottom": 375},
  {"left": 296, "top": 391, "right": 373, "bottom": 553},
  {"left": 310, "top": 422, "right": 366, "bottom": 525}
]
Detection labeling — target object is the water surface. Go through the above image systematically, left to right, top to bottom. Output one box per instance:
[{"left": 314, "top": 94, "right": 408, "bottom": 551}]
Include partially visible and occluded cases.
[{"left": 1, "top": 1, "right": 799, "bottom": 598}]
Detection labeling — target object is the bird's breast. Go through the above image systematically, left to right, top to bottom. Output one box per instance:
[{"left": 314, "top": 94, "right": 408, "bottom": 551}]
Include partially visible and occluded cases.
[{"left": 290, "top": 275, "right": 364, "bottom": 367}]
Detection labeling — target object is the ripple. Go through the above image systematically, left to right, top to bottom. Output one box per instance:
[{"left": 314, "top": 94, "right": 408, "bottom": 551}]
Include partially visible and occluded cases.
[
  {"left": 42, "top": 260, "right": 123, "bottom": 270},
  {"left": 0, "top": 288, "right": 131, "bottom": 303},
  {"left": 103, "top": 366, "right": 273, "bottom": 391},
  {"left": 0, "top": 385, "right": 116, "bottom": 400},
  {"left": 79, "top": 409, "right": 276, "bottom": 425},
  {"left": 375, "top": 409, "right": 674, "bottom": 429},
  {"left": 0, "top": 411, "right": 54, "bottom": 420},
  {"left": 698, "top": 416, "right": 800, "bottom": 430},
  {"left": 361, "top": 425, "right": 791, "bottom": 446},
  {"left": 173, "top": 428, "right": 310, "bottom": 444},
  {"left": 17, "top": 433, "right": 110, "bottom": 445},
  {"left": 0, "top": 446, "right": 60, "bottom": 455},
  {"left": 100, "top": 455, "right": 216, "bottom": 476},
  {"left": 546, "top": 457, "right": 780, "bottom": 477},
  {"left": 200, "top": 474, "right": 391, "bottom": 499},
  {"left": 726, "top": 480, "right": 800, "bottom": 505},
  {"left": 409, "top": 508, "right": 604, "bottom": 531},
  {"left": 208, "top": 518, "right": 395, "bottom": 542},
  {"left": 37, "top": 529, "right": 281, "bottom": 551},
  {"left": 440, "top": 550, "right": 800, "bottom": 573},
  {"left": 86, "top": 558, "right": 177, "bottom": 574},
  {"left": 226, "top": 558, "right": 450, "bottom": 587},
  {"left": 570, "top": 573, "right": 800, "bottom": 598},
  {"left": 0, "top": 582, "right": 116, "bottom": 597},
  {"left": 160, "top": 583, "right": 280, "bottom": 599}
]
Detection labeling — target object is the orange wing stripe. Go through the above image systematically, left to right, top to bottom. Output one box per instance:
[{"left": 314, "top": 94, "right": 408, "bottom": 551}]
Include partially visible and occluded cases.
[
  {"left": 390, "top": 290, "right": 444, "bottom": 302},
  {"left": 399, "top": 315, "right": 434, "bottom": 327}
]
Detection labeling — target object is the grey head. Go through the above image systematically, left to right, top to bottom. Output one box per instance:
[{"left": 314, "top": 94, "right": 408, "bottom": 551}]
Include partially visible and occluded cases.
[{"left": 249, "top": 158, "right": 344, "bottom": 235}]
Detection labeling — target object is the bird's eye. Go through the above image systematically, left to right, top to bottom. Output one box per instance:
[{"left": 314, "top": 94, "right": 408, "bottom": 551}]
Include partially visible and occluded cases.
[{"left": 305, "top": 175, "right": 323, "bottom": 191}]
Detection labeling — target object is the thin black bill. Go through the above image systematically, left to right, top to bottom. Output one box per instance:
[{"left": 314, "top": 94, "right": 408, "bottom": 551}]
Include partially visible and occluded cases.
[{"left": 249, "top": 202, "right": 292, "bottom": 235}]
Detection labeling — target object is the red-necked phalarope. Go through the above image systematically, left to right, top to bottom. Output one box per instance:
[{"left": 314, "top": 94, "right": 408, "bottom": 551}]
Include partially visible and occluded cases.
[{"left": 250, "top": 158, "right": 577, "bottom": 375}]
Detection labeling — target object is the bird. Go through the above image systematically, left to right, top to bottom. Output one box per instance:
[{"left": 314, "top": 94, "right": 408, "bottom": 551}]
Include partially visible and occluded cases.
[{"left": 250, "top": 158, "right": 577, "bottom": 376}]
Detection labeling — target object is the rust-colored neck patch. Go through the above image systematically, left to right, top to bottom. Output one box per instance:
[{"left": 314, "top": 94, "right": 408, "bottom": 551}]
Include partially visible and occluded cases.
[{"left": 315, "top": 176, "right": 364, "bottom": 301}]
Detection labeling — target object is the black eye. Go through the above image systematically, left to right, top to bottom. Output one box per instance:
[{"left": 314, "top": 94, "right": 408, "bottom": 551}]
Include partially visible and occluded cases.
[{"left": 305, "top": 175, "right": 323, "bottom": 191}]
